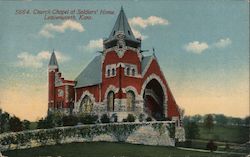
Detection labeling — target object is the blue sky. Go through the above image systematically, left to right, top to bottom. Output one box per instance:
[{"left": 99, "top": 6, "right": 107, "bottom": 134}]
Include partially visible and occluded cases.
[{"left": 0, "top": 0, "right": 249, "bottom": 120}]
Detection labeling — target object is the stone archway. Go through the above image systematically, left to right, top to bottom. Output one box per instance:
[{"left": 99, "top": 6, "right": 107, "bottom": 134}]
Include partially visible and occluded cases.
[
  {"left": 143, "top": 79, "right": 165, "bottom": 120},
  {"left": 80, "top": 95, "right": 93, "bottom": 113}
]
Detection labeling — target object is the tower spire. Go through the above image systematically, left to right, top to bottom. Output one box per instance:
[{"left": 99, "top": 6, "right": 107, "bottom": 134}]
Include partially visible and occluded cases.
[
  {"left": 108, "top": 7, "right": 136, "bottom": 40},
  {"left": 49, "top": 50, "right": 58, "bottom": 67}
]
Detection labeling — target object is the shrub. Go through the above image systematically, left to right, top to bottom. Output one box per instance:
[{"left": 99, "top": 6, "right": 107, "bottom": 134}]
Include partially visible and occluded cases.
[
  {"left": 139, "top": 113, "right": 145, "bottom": 122},
  {"left": 79, "top": 114, "right": 98, "bottom": 124},
  {"left": 100, "top": 114, "right": 110, "bottom": 123},
  {"left": 127, "top": 114, "right": 135, "bottom": 122},
  {"left": 62, "top": 115, "right": 78, "bottom": 126},
  {"left": 146, "top": 117, "right": 152, "bottom": 122},
  {"left": 122, "top": 118, "right": 128, "bottom": 122}
]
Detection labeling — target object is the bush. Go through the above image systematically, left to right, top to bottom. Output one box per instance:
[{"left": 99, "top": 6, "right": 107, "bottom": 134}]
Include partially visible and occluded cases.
[
  {"left": 139, "top": 113, "right": 145, "bottom": 122},
  {"left": 79, "top": 114, "right": 98, "bottom": 124},
  {"left": 100, "top": 114, "right": 110, "bottom": 123},
  {"left": 127, "top": 114, "right": 135, "bottom": 122},
  {"left": 62, "top": 115, "right": 78, "bottom": 126},
  {"left": 146, "top": 117, "right": 152, "bottom": 122},
  {"left": 122, "top": 118, "right": 128, "bottom": 122}
]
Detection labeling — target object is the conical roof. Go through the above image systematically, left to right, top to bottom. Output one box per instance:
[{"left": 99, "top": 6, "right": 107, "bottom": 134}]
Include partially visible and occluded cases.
[
  {"left": 108, "top": 7, "right": 136, "bottom": 41},
  {"left": 49, "top": 51, "right": 58, "bottom": 67}
]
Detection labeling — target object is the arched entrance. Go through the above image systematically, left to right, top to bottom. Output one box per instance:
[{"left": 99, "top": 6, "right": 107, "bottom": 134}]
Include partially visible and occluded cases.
[
  {"left": 143, "top": 79, "right": 165, "bottom": 120},
  {"left": 79, "top": 95, "right": 93, "bottom": 113}
]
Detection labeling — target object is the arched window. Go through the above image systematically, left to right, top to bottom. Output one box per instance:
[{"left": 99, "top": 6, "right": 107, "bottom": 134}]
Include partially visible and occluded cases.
[
  {"left": 126, "top": 67, "right": 130, "bottom": 76},
  {"left": 112, "top": 68, "right": 115, "bottom": 76},
  {"left": 132, "top": 68, "right": 135, "bottom": 76},
  {"left": 107, "top": 69, "right": 110, "bottom": 77},
  {"left": 107, "top": 91, "right": 115, "bottom": 111},
  {"left": 126, "top": 91, "right": 135, "bottom": 111},
  {"left": 80, "top": 95, "right": 93, "bottom": 113}
]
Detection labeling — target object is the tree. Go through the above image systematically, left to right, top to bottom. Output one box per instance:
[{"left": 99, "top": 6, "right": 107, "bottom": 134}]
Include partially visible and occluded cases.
[
  {"left": 0, "top": 112, "right": 10, "bottom": 133},
  {"left": 204, "top": 114, "right": 214, "bottom": 131},
  {"left": 214, "top": 114, "right": 228, "bottom": 126},
  {"left": 9, "top": 116, "right": 23, "bottom": 132},
  {"left": 244, "top": 116, "right": 250, "bottom": 126},
  {"left": 22, "top": 120, "right": 31, "bottom": 130},
  {"left": 185, "top": 121, "right": 199, "bottom": 139}
]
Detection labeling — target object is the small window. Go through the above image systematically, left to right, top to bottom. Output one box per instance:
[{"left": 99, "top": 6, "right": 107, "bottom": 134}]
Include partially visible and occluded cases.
[
  {"left": 128, "top": 30, "right": 131, "bottom": 35},
  {"left": 113, "top": 31, "right": 116, "bottom": 36},
  {"left": 126, "top": 67, "right": 130, "bottom": 76},
  {"left": 112, "top": 68, "right": 115, "bottom": 76},
  {"left": 132, "top": 68, "right": 135, "bottom": 76},
  {"left": 107, "top": 69, "right": 110, "bottom": 77}
]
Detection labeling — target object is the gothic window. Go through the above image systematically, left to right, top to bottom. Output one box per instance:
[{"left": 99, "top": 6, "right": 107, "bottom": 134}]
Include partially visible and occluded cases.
[
  {"left": 126, "top": 67, "right": 130, "bottom": 76},
  {"left": 112, "top": 68, "right": 115, "bottom": 76},
  {"left": 132, "top": 68, "right": 135, "bottom": 76},
  {"left": 107, "top": 69, "right": 110, "bottom": 77},
  {"left": 107, "top": 91, "right": 115, "bottom": 111},
  {"left": 126, "top": 91, "right": 135, "bottom": 111},
  {"left": 80, "top": 95, "right": 93, "bottom": 113}
]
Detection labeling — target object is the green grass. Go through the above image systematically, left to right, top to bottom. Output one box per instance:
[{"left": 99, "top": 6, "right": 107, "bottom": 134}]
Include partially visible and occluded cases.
[
  {"left": 197, "top": 124, "right": 249, "bottom": 143},
  {"left": 3, "top": 142, "right": 244, "bottom": 157}
]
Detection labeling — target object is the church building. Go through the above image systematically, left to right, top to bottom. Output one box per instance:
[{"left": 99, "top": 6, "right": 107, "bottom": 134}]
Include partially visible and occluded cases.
[{"left": 48, "top": 7, "right": 182, "bottom": 124}]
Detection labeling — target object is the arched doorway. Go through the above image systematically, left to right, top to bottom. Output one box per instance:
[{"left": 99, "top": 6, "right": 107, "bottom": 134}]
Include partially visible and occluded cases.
[
  {"left": 143, "top": 79, "right": 165, "bottom": 120},
  {"left": 126, "top": 90, "right": 135, "bottom": 111},
  {"left": 107, "top": 91, "right": 115, "bottom": 111},
  {"left": 80, "top": 95, "right": 93, "bottom": 113}
]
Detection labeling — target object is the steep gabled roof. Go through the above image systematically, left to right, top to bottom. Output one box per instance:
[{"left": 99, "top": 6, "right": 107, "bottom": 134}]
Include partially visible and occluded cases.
[
  {"left": 108, "top": 7, "right": 136, "bottom": 41},
  {"left": 49, "top": 51, "right": 58, "bottom": 66},
  {"left": 75, "top": 55, "right": 102, "bottom": 88},
  {"left": 141, "top": 55, "right": 153, "bottom": 73}
]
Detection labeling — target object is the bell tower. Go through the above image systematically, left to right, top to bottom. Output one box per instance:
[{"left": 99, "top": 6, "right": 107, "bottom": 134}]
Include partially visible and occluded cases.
[{"left": 48, "top": 50, "right": 58, "bottom": 113}]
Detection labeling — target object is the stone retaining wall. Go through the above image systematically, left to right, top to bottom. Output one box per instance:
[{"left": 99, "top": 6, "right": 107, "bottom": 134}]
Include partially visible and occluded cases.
[{"left": 0, "top": 121, "right": 184, "bottom": 152}]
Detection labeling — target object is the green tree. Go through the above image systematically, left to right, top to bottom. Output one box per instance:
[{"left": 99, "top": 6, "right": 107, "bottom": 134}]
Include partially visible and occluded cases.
[
  {"left": 0, "top": 111, "right": 10, "bottom": 133},
  {"left": 204, "top": 114, "right": 214, "bottom": 131},
  {"left": 214, "top": 114, "right": 228, "bottom": 126},
  {"left": 9, "top": 116, "right": 23, "bottom": 132},
  {"left": 22, "top": 120, "right": 31, "bottom": 130},
  {"left": 185, "top": 121, "right": 199, "bottom": 139}
]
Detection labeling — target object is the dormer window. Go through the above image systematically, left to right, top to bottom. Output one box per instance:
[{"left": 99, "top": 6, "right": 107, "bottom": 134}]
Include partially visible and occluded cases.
[
  {"left": 128, "top": 30, "right": 131, "bottom": 35},
  {"left": 113, "top": 31, "right": 116, "bottom": 36}
]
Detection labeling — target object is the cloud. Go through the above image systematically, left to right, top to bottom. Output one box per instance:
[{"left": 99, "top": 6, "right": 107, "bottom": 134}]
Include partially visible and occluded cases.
[
  {"left": 128, "top": 16, "right": 168, "bottom": 40},
  {"left": 129, "top": 16, "right": 169, "bottom": 29},
  {"left": 39, "top": 20, "right": 84, "bottom": 38},
  {"left": 131, "top": 28, "right": 148, "bottom": 40},
  {"left": 214, "top": 38, "right": 232, "bottom": 48},
  {"left": 83, "top": 39, "right": 103, "bottom": 51},
  {"left": 184, "top": 41, "right": 209, "bottom": 54},
  {"left": 17, "top": 50, "right": 70, "bottom": 68}
]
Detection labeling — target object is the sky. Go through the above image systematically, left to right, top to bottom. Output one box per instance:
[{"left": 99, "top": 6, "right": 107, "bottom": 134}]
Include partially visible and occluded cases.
[{"left": 0, "top": 0, "right": 249, "bottom": 121}]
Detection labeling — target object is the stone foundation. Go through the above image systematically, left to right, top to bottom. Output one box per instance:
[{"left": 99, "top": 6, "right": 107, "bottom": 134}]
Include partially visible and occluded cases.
[{"left": 0, "top": 122, "right": 185, "bottom": 152}]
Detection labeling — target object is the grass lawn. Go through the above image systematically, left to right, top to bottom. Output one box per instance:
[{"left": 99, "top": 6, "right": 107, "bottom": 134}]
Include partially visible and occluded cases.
[
  {"left": 198, "top": 124, "right": 249, "bottom": 143},
  {"left": 3, "top": 142, "right": 245, "bottom": 157}
]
